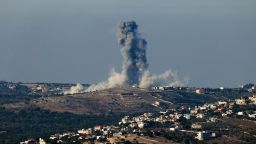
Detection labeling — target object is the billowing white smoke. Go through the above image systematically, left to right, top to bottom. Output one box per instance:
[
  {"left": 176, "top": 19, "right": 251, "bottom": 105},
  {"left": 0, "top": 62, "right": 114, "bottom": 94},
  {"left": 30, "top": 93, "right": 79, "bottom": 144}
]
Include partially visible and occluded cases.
[
  {"left": 85, "top": 21, "right": 184, "bottom": 92},
  {"left": 86, "top": 69, "right": 126, "bottom": 91},
  {"left": 139, "top": 70, "right": 183, "bottom": 88},
  {"left": 64, "top": 83, "right": 84, "bottom": 95}
]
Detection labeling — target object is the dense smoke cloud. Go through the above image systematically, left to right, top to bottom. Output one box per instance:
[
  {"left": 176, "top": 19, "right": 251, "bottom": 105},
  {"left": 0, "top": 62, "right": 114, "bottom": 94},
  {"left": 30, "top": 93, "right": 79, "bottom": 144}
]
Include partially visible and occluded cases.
[
  {"left": 86, "top": 20, "right": 183, "bottom": 92},
  {"left": 118, "top": 21, "right": 148, "bottom": 85},
  {"left": 85, "top": 69, "right": 126, "bottom": 92},
  {"left": 139, "top": 70, "right": 183, "bottom": 88},
  {"left": 64, "top": 83, "right": 84, "bottom": 95}
]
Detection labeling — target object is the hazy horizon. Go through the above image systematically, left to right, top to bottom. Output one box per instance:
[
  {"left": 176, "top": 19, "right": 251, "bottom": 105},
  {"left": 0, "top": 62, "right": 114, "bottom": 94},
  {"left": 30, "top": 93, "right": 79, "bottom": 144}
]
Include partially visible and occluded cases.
[{"left": 0, "top": 0, "right": 255, "bottom": 88}]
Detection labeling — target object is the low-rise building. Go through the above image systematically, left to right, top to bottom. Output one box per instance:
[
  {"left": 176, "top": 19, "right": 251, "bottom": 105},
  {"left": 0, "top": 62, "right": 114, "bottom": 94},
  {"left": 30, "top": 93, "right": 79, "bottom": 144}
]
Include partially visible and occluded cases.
[
  {"left": 196, "top": 88, "right": 204, "bottom": 94},
  {"left": 248, "top": 95, "right": 256, "bottom": 104},
  {"left": 235, "top": 98, "right": 246, "bottom": 105},
  {"left": 218, "top": 101, "right": 227, "bottom": 106},
  {"left": 190, "top": 109, "right": 198, "bottom": 114},
  {"left": 237, "top": 111, "right": 244, "bottom": 116},
  {"left": 196, "top": 113, "right": 204, "bottom": 119},
  {"left": 248, "top": 113, "right": 256, "bottom": 119},
  {"left": 183, "top": 114, "right": 191, "bottom": 120},
  {"left": 121, "top": 116, "right": 129, "bottom": 124},
  {"left": 208, "top": 117, "right": 217, "bottom": 122},
  {"left": 137, "top": 121, "right": 146, "bottom": 128},
  {"left": 129, "top": 122, "right": 138, "bottom": 128},
  {"left": 191, "top": 123, "right": 202, "bottom": 129},
  {"left": 94, "top": 125, "right": 102, "bottom": 131},
  {"left": 78, "top": 128, "right": 92, "bottom": 135},
  {"left": 195, "top": 131, "right": 210, "bottom": 141},
  {"left": 113, "top": 132, "right": 123, "bottom": 137},
  {"left": 39, "top": 138, "right": 46, "bottom": 144}
]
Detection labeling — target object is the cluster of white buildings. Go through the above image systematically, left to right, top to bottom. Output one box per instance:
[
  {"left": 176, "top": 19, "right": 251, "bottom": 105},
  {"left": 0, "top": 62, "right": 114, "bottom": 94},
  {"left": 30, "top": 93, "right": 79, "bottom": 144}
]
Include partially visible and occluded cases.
[{"left": 20, "top": 94, "right": 256, "bottom": 143}]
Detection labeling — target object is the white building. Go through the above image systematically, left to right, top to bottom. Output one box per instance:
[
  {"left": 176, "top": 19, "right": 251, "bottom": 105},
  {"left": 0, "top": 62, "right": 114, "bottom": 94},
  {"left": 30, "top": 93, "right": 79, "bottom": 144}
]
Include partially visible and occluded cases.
[
  {"left": 152, "top": 86, "right": 166, "bottom": 90},
  {"left": 196, "top": 88, "right": 204, "bottom": 94},
  {"left": 248, "top": 95, "right": 256, "bottom": 104},
  {"left": 235, "top": 98, "right": 246, "bottom": 105},
  {"left": 155, "top": 101, "right": 160, "bottom": 106},
  {"left": 218, "top": 101, "right": 227, "bottom": 106},
  {"left": 209, "top": 104, "right": 217, "bottom": 110},
  {"left": 190, "top": 109, "right": 198, "bottom": 114},
  {"left": 237, "top": 111, "right": 244, "bottom": 116},
  {"left": 196, "top": 113, "right": 204, "bottom": 119},
  {"left": 248, "top": 113, "right": 256, "bottom": 119},
  {"left": 183, "top": 114, "right": 191, "bottom": 120},
  {"left": 121, "top": 116, "right": 129, "bottom": 124},
  {"left": 208, "top": 117, "right": 217, "bottom": 122},
  {"left": 129, "top": 122, "right": 138, "bottom": 128},
  {"left": 137, "top": 122, "right": 145, "bottom": 128},
  {"left": 191, "top": 123, "right": 202, "bottom": 129},
  {"left": 94, "top": 125, "right": 102, "bottom": 131},
  {"left": 170, "top": 127, "right": 178, "bottom": 131},
  {"left": 78, "top": 128, "right": 92, "bottom": 135},
  {"left": 195, "top": 131, "right": 210, "bottom": 141},
  {"left": 39, "top": 138, "right": 46, "bottom": 144}
]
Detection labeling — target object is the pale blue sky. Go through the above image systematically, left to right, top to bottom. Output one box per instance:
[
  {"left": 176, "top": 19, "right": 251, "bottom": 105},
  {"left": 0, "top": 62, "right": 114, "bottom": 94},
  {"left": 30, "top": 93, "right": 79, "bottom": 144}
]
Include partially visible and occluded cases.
[{"left": 0, "top": 0, "right": 255, "bottom": 87}]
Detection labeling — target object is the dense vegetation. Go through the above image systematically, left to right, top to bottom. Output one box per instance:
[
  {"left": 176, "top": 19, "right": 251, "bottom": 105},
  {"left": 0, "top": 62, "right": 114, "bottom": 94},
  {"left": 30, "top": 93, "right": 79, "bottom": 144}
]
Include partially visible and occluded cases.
[{"left": 0, "top": 108, "right": 123, "bottom": 144}]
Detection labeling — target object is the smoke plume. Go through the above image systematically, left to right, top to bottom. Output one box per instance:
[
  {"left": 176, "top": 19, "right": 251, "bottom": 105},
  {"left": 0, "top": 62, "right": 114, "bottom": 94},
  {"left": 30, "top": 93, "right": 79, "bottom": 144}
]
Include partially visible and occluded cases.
[
  {"left": 86, "top": 20, "right": 183, "bottom": 92},
  {"left": 118, "top": 21, "right": 148, "bottom": 85},
  {"left": 139, "top": 70, "right": 183, "bottom": 88},
  {"left": 64, "top": 83, "right": 84, "bottom": 95}
]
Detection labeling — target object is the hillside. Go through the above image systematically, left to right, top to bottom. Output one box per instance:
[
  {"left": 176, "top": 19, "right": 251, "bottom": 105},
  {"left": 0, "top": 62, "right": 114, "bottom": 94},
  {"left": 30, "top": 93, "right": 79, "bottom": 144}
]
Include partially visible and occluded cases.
[
  {"left": 0, "top": 82, "right": 254, "bottom": 143},
  {"left": 2, "top": 86, "right": 250, "bottom": 115}
]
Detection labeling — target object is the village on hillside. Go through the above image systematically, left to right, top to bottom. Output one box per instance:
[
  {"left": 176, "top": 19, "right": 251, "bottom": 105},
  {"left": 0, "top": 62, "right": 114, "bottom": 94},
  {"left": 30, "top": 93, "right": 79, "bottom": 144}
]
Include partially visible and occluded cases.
[{"left": 21, "top": 91, "right": 256, "bottom": 144}]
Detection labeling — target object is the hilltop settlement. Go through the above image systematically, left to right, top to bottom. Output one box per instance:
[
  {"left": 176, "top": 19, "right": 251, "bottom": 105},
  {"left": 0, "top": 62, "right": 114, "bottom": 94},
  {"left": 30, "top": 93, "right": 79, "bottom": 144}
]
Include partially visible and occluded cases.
[{"left": 0, "top": 81, "right": 256, "bottom": 143}]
